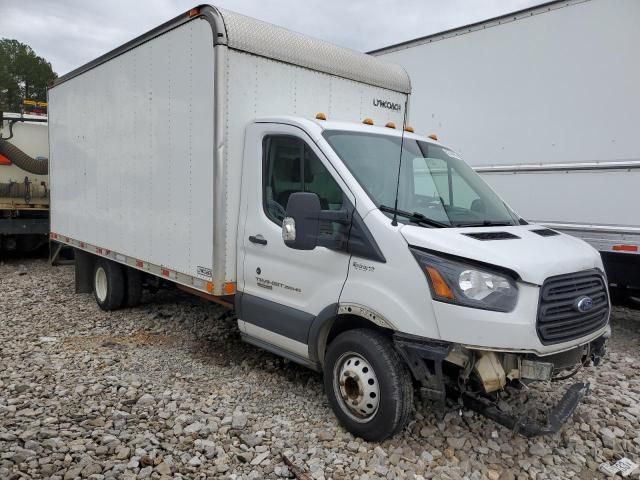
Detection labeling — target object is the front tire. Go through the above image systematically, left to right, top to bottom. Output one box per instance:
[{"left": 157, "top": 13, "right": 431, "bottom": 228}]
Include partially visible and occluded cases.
[
  {"left": 93, "top": 259, "right": 125, "bottom": 311},
  {"left": 324, "top": 329, "right": 413, "bottom": 441}
]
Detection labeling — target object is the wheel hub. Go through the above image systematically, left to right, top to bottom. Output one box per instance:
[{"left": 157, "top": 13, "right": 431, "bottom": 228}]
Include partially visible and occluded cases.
[
  {"left": 95, "top": 267, "right": 108, "bottom": 302},
  {"left": 335, "top": 352, "right": 380, "bottom": 422}
]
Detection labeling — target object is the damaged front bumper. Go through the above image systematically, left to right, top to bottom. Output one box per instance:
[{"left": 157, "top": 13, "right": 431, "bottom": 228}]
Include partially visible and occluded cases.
[
  {"left": 394, "top": 331, "right": 608, "bottom": 437},
  {"left": 459, "top": 381, "right": 590, "bottom": 437}
]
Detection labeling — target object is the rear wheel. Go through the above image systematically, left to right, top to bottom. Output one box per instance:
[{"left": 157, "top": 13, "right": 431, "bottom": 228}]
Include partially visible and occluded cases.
[
  {"left": 93, "top": 259, "right": 125, "bottom": 311},
  {"left": 324, "top": 328, "right": 413, "bottom": 441}
]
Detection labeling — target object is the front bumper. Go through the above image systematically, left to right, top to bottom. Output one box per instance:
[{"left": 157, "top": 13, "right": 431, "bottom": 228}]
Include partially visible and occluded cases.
[
  {"left": 394, "top": 331, "right": 608, "bottom": 437},
  {"left": 460, "top": 382, "right": 590, "bottom": 437}
]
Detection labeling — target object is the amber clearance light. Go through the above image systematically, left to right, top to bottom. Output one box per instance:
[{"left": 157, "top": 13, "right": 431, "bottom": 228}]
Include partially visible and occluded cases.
[{"left": 425, "top": 267, "right": 454, "bottom": 300}]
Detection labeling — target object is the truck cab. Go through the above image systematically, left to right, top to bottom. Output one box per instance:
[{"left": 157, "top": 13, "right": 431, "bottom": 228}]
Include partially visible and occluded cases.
[{"left": 236, "top": 116, "right": 610, "bottom": 440}]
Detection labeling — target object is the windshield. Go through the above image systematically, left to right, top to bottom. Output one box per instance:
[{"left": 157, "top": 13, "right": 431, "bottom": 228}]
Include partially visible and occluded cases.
[{"left": 323, "top": 130, "right": 519, "bottom": 227}]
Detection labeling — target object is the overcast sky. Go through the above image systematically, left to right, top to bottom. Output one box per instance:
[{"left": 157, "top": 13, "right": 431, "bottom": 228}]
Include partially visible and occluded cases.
[{"left": 1, "top": 0, "right": 543, "bottom": 75}]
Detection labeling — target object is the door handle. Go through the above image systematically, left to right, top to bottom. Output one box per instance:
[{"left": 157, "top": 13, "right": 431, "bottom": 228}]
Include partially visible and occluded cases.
[{"left": 249, "top": 235, "right": 268, "bottom": 245}]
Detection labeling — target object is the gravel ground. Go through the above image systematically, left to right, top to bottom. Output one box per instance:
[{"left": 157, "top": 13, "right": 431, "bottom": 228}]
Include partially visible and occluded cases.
[{"left": 1, "top": 258, "right": 639, "bottom": 480}]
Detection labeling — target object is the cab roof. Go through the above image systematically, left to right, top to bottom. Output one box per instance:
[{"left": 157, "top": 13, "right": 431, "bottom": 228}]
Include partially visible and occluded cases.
[{"left": 255, "top": 116, "right": 440, "bottom": 146}]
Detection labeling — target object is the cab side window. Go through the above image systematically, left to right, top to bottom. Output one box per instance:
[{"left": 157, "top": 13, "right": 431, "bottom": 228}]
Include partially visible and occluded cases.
[{"left": 263, "top": 135, "right": 343, "bottom": 226}]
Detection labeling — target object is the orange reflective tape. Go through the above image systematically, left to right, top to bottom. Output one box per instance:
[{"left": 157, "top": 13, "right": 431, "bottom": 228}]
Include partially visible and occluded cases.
[{"left": 613, "top": 244, "right": 638, "bottom": 252}]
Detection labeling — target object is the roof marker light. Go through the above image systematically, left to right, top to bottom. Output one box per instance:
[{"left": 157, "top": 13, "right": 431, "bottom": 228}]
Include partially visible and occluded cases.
[
  {"left": 188, "top": 8, "right": 199, "bottom": 17},
  {"left": 315, "top": 112, "right": 327, "bottom": 120},
  {"left": 362, "top": 118, "right": 374, "bottom": 125},
  {"left": 385, "top": 122, "right": 396, "bottom": 129},
  {"left": 404, "top": 126, "right": 414, "bottom": 133},
  {"left": 428, "top": 134, "right": 438, "bottom": 141}
]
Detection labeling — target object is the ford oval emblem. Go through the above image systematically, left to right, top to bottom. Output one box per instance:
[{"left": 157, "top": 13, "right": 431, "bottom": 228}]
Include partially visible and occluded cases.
[{"left": 575, "top": 296, "right": 594, "bottom": 313}]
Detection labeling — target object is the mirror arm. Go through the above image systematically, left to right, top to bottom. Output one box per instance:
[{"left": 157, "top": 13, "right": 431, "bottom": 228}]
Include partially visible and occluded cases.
[{"left": 318, "top": 209, "right": 351, "bottom": 224}]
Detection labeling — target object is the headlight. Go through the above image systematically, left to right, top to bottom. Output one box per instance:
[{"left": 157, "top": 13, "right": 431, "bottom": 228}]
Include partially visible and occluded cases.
[{"left": 411, "top": 248, "right": 518, "bottom": 312}]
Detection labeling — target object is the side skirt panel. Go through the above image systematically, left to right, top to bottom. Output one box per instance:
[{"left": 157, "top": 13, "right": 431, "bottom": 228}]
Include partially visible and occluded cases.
[{"left": 239, "top": 323, "right": 320, "bottom": 371}]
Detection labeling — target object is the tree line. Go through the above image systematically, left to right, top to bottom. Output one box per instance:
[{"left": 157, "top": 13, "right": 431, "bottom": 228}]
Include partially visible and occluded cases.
[{"left": 0, "top": 38, "right": 57, "bottom": 112}]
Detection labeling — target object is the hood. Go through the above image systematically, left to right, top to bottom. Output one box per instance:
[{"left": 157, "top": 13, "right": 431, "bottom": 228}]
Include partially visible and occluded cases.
[{"left": 400, "top": 224, "right": 603, "bottom": 285}]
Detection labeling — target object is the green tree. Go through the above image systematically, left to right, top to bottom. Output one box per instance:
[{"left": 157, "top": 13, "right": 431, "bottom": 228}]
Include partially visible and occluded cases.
[{"left": 0, "top": 39, "right": 57, "bottom": 112}]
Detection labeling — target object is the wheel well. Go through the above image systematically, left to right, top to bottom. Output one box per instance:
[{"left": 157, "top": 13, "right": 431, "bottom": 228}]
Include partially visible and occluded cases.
[
  {"left": 74, "top": 248, "right": 97, "bottom": 294},
  {"left": 317, "top": 314, "right": 392, "bottom": 368}
]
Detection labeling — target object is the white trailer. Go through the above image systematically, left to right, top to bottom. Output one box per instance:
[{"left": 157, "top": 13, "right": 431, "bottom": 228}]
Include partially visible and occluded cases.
[
  {"left": 370, "top": 0, "right": 640, "bottom": 295},
  {"left": 50, "top": 5, "right": 610, "bottom": 440},
  {"left": 0, "top": 113, "right": 49, "bottom": 251}
]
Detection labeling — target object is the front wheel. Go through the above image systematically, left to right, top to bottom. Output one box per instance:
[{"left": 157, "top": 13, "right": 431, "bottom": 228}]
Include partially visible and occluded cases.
[{"left": 323, "top": 329, "right": 413, "bottom": 441}]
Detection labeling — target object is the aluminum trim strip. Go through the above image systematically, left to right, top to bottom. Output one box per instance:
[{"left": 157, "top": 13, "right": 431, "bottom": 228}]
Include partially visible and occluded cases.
[
  {"left": 219, "top": 8, "right": 411, "bottom": 93},
  {"left": 475, "top": 159, "right": 640, "bottom": 174},
  {"left": 539, "top": 222, "right": 640, "bottom": 235}
]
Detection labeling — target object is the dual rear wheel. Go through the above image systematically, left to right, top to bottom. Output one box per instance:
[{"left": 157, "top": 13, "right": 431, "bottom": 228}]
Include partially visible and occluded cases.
[{"left": 93, "top": 258, "right": 143, "bottom": 311}]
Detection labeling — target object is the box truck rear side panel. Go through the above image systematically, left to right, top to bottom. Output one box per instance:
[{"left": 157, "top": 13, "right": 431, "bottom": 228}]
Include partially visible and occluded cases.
[{"left": 49, "top": 19, "right": 216, "bottom": 284}]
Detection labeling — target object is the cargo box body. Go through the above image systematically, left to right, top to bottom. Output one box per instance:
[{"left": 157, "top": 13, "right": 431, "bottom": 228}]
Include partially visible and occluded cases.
[{"left": 49, "top": 5, "right": 409, "bottom": 295}]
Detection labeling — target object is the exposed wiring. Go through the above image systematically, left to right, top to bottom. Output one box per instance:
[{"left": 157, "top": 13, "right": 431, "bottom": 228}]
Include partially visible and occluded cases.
[{"left": 552, "top": 344, "right": 590, "bottom": 382}]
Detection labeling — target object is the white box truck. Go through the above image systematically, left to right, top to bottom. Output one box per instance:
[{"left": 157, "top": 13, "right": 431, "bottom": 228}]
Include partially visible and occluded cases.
[
  {"left": 370, "top": 0, "right": 640, "bottom": 302},
  {"left": 49, "top": 5, "right": 610, "bottom": 440}
]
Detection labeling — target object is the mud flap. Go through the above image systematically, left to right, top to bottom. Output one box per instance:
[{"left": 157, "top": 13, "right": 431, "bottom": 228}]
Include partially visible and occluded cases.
[{"left": 460, "top": 382, "right": 590, "bottom": 437}]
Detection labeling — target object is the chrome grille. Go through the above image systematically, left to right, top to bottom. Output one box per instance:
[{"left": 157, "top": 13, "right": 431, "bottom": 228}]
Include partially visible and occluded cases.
[{"left": 537, "top": 269, "right": 609, "bottom": 345}]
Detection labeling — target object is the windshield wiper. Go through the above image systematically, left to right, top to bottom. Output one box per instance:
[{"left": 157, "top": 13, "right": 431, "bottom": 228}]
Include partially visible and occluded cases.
[{"left": 379, "top": 205, "right": 448, "bottom": 228}]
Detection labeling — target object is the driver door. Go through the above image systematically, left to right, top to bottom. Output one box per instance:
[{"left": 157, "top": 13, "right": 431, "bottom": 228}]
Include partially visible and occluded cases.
[{"left": 237, "top": 123, "right": 354, "bottom": 361}]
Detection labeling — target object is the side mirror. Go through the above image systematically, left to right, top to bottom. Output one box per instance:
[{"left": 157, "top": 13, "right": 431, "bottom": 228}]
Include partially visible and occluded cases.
[{"left": 283, "top": 192, "right": 321, "bottom": 250}]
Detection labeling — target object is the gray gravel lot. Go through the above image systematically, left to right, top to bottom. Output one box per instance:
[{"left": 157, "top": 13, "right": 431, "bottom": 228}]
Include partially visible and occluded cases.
[{"left": 1, "top": 258, "right": 639, "bottom": 480}]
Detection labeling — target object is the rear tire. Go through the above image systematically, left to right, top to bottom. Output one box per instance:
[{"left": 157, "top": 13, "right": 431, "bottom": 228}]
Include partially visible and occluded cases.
[
  {"left": 93, "top": 259, "right": 125, "bottom": 311},
  {"left": 124, "top": 268, "right": 143, "bottom": 308},
  {"left": 323, "top": 328, "right": 413, "bottom": 441}
]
